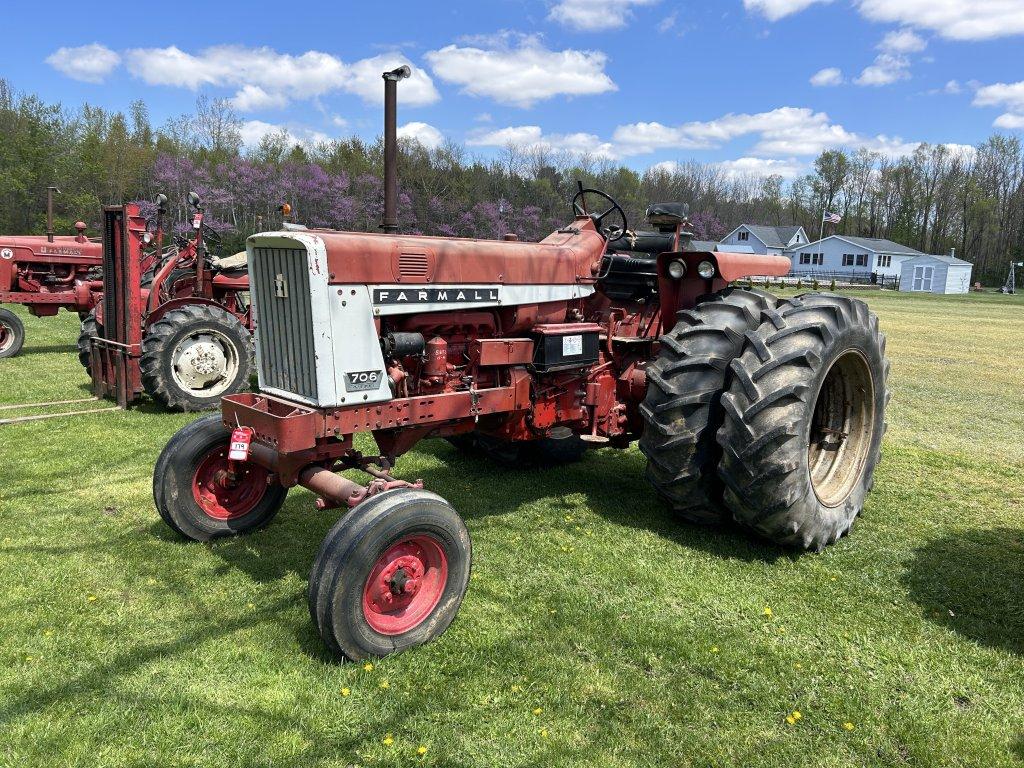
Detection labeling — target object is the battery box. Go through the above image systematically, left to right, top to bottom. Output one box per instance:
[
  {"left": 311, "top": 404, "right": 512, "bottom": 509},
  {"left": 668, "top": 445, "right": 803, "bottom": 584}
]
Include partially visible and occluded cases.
[{"left": 530, "top": 323, "right": 602, "bottom": 372}]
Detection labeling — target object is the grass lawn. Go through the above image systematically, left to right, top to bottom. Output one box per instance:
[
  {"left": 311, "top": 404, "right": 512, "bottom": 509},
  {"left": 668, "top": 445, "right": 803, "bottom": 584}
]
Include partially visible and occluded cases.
[{"left": 1, "top": 290, "right": 1022, "bottom": 767}]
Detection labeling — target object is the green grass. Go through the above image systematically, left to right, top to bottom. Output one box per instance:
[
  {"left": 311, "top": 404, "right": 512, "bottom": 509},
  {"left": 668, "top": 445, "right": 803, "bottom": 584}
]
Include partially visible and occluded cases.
[{"left": 1, "top": 291, "right": 1023, "bottom": 767}]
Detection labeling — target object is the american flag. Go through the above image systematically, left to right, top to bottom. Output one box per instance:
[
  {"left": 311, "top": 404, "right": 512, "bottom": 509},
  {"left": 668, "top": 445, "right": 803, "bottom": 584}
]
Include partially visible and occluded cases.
[{"left": 823, "top": 212, "right": 842, "bottom": 224}]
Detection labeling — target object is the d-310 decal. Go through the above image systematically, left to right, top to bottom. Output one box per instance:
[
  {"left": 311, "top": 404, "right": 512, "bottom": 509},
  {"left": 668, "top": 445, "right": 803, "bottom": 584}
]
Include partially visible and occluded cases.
[{"left": 373, "top": 287, "right": 500, "bottom": 305}]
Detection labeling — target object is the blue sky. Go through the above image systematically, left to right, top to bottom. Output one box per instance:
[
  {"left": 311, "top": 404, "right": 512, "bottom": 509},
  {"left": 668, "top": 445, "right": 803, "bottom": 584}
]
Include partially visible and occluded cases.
[{"left": 6, "top": 0, "right": 1024, "bottom": 178}]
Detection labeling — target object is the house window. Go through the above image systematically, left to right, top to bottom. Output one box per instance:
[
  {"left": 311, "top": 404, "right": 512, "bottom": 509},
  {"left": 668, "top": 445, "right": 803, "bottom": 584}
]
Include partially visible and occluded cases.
[
  {"left": 738, "top": 231, "right": 749, "bottom": 242},
  {"left": 800, "top": 253, "right": 811, "bottom": 265},
  {"left": 811, "top": 253, "right": 823, "bottom": 265},
  {"left": 842, "top": 254, "right": 855, "bottom": 267},
  {"left": 856, "top": 254, "right": 868, "bottom": 267},
  {"left": 877, "top": 254, "right": 892, "bottom": 268}
]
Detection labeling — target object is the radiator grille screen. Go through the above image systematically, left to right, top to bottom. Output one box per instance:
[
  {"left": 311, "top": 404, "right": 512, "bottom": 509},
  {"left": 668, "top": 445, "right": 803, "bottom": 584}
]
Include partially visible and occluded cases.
[{"left": 250, "top": 247, "right": 318, "bottom": 401}]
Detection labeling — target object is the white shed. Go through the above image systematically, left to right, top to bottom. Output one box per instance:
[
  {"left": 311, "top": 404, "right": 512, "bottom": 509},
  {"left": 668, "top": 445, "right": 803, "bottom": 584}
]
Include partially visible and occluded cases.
[{"left": 899, "top": 254, "right": 974, "bottom": 294}]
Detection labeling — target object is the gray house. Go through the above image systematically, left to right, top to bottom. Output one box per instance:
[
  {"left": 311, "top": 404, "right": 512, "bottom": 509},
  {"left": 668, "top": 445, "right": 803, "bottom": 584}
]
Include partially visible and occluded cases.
[
  {"left": 720, "top": 225, "right": 809, "bottom": 256},
  {"left": 789, "top": 235, "right": 925, "bottom": 279},
  {"left": 899, "top": 254, "right": 974, "bottom": 294}
]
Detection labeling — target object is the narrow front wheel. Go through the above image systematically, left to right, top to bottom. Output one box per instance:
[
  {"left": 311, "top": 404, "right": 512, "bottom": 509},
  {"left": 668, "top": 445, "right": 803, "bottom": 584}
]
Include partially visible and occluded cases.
[
  {"left": 0, "top": 308, "right": 25, "bottom": 359},
  {"left": 308, "top": 488, "right": 472, "bottom": 660}
]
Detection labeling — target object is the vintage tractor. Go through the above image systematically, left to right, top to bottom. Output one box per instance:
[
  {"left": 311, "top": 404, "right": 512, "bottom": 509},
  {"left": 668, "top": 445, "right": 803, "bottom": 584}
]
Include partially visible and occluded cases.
[
  {"left": 153, "top": 67, "right": 890, "bottom": 661},
  {"left": 0, "top": 188, "right": 105, "bottom": 358},
  {"left": 82, "top": 193, "right": 254, "bottom": 411}
]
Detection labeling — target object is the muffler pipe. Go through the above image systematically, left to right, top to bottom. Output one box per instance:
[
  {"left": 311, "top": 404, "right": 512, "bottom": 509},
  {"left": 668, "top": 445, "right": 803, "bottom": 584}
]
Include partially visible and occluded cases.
[{"left": 381, "top": 65, "right": 411, "bottom": 235}]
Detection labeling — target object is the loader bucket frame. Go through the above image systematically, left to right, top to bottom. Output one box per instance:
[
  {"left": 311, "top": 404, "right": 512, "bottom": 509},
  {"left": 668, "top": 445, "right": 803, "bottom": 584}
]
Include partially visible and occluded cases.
[{"left": 90, "top": 205, "right": 146, "bottom": 408}]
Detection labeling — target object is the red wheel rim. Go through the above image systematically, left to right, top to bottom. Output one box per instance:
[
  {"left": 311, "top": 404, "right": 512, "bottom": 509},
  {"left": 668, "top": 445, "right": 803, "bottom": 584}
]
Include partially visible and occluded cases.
[
  {"left": 191, "top": 445, "right": 271, "bottom": 521},
  {"left": 362, "top": 535, "right": 448, "bottom": 635}
]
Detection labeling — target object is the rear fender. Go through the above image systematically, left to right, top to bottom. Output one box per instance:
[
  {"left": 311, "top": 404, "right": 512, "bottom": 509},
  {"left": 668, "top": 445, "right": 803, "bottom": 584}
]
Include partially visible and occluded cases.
[
  {"left": 656, "top": 250, "right": 790, "bottom": 316},
  {"left": 144, "top": 296, "right": 236, "bottom": 330}
]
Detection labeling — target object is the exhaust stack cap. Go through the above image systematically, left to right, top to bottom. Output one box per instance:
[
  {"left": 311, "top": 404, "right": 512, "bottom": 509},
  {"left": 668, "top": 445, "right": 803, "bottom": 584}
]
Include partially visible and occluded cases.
[{"left": 383, "top": 65, "right": 411, "bottom": 81}]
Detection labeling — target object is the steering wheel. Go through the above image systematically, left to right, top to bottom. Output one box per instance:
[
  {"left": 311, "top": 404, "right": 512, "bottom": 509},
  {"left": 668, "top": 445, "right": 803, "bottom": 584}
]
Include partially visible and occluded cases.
[{"left": 572, "top": 187, "right": 628, "bottom": 242}]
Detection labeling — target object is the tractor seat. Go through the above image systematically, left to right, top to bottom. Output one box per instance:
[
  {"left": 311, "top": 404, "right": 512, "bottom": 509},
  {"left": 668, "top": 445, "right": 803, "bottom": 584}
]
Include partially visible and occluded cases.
[
  {"left": 607, "top": 230, "right": 676, "bottom": 255},
  {"left": 212, "top": 252, "right": 248, "bottom": 272}
]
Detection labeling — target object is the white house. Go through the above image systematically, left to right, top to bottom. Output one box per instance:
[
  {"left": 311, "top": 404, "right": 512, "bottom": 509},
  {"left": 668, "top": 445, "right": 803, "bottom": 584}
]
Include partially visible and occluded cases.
[
  {"left": 720, "top": 225, "right": 809, "bottom": 256},
  {"left": 788, "top": 235, "right": 925, "bottom": 279},
  {"left": 899, "top": 254, "right": 974, "bottom": 294}
]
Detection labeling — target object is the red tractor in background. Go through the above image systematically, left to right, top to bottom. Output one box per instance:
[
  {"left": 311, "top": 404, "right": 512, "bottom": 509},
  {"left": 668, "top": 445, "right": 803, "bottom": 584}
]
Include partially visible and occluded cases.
[
  {"left": 153, "top": 67, "right": 891, "bottom": 662},
  {"left": 0, "top": 188, "right": 105, "bottom": 358},
  {"left": 81, "top": 192, "right": 255, "bottom": 411}
]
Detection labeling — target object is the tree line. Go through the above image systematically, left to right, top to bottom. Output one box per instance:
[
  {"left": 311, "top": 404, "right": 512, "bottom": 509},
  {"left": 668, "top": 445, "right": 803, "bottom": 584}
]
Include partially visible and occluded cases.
[{"left": 1, "top": 79, "right": 1021, "bottom": 284}]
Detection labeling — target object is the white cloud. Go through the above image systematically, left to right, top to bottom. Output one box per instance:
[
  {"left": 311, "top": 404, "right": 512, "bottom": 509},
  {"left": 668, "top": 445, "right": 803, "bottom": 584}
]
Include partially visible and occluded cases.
[
  {"left": 548, "top": 0, "right": 659, "bottom": 31},
  {"left": 743, "top": 0, "right": 830, "bottom": 21},
  {"left": 749, "top": 0, "right": 1024, "bottom": 40},
  {"left": 857, "top": 0, "right": 1024, "bottom": 41},
  {"left": 880, "top": 28, "right": 927, "bottom": 53},
  {"left": 424, "top": 34, "right": 616, "bottom": 108},
  {"left": 45, "top": 44, "right": 121, "bottom": 84},
  {"left": 121, "top": 45, "right": 439, "bottom": 108},
  {"left": 855, "top": 54, "right": 911, "bottom": 86},
  {"left": 810, "top": 67, "right": 844, "bottom": 87},
  {"left": 944, "top": 80, "right": 963, "bottom": 94},
  {"left": 973, "top": 80, "right": 1024, "bottom": 129},
  {"left": 230, "top": 85, "right": 288, "bottom": 112},
  {"left": 239, "top": 120, "right": 331, "bottom": 148},
  {"left": 398, "top": 122, "right": 445, "bottom": 149},
  {"left": 468, "top": 125, "right": 617, "bottom": 159},
  {"left": 716, "top": 157, "right": 806, "bottom": 179}
]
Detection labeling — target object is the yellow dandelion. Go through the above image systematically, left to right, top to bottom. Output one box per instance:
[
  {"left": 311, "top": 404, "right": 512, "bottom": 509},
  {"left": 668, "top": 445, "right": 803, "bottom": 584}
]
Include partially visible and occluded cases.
[
  {"left": 87, "top": 595, "right": 97, "bottom": 602},
  {"left": 247, "top": 602, "right": 255, "bottom": 609},
  {"left": 762, "top": 606, "right": 773, "bottom": 617},
  {"left": 44, "top": 630, "right": 53, "bottom": 638},
  {"left": 711, "top": 646, "right": 719, "bottom": 653},
  {"left": 25, "top": 655, "right": 33, "bottom": 662},
  {"left": 363, "top": 662, "right": 374, "bottom": 672},
  {"left": 794, "top": 663, "right": 803, "bottom": 670},
  {"left": 380, "top": 680, "right": 390, "bottom": 689},
  {"left": 341, "top": 688, "right": 351, "bottom": 697},
  {"left": 533, "top": 707, "right": 543, "bottom": 715},
  {"left": 792, "top": 711, "right": 802, "bottom": 720},
  {"left": 785, "top": 716, "right": 795, "bottom": 725},
  {"left": 843, "top": 722, "right": 855, "bottom": 731},
  {"left": 540, "top": 728, "right": 549, "bottom": 738},
  {"left": 383, "top": 734, "right": 394, "bottom": 746},
  {"left": 417, "top": 746, "right": 428, "bottom": 755}
]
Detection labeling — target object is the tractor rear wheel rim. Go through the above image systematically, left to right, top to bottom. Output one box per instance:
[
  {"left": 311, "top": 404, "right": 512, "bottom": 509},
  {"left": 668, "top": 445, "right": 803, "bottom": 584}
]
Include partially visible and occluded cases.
[
  {"left": 0, "top": 322, "right": 11, "bottom": 353},
  {"left": 171, "top": 330, "right": 239, "bottom": 396},
  {"left": 808, "top": 349, "right": 875, "bottom": 508},
  {"left": 191, "top": 446, "right": 271, "bottom": 521},
  {"left": 362, "top": 535, "right": 448, "bottom": 636}
]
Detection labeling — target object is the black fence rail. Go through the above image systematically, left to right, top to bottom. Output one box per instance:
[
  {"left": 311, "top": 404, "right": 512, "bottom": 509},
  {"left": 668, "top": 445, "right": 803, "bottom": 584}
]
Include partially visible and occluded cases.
[{"left": 746, "top": 271, "right": 901, "bottom": 291}]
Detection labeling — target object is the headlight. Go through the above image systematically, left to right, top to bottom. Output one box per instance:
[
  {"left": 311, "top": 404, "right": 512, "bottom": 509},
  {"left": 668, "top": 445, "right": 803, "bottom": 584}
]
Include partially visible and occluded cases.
[
  {"left": 143, "top": 232, "right": 153, "bottom": 244},
  {"left": 667, "top": 259, "right": 687, "bottom": 279},
  {"left": 697, "top": 260, "right": 716, "bottom": 279}
]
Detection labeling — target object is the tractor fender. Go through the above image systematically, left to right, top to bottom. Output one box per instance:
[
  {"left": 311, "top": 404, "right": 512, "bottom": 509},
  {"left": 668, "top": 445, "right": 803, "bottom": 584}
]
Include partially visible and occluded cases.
[{"left": 144, "top": 296, "right": 239, "bottom": 331}]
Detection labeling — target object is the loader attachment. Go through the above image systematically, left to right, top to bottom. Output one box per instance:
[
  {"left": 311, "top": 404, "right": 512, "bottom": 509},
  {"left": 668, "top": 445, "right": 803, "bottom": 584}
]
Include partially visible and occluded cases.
[{"left": 90, "top": 205, "right": 146, "bottom": 408}]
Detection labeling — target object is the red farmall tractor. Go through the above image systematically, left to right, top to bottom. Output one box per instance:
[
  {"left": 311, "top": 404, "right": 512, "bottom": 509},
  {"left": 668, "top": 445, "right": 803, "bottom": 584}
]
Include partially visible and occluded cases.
[
  {"left": 153, "top": 67, "right": 890, "bottom": 661},
  {"left": 0, "top": 188, "right": 104, "bottom": 358},
  {"left": 82, "top": 192, "right": 255, "bottom": 411}
]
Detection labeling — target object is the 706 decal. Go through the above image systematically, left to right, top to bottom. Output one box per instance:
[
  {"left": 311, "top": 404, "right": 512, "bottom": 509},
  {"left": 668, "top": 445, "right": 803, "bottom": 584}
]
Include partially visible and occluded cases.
[{"left": 344, "top": 370, "right": 383, "bottom": 392}]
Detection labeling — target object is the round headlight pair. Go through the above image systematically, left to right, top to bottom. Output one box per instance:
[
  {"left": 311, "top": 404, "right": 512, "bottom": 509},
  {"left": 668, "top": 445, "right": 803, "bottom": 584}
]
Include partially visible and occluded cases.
[
  {"left": 667, "top": 259, "right": 686, "bottom": 279},
  {"left": 697, "top": 260, "right": 716, "bottom": 279}
]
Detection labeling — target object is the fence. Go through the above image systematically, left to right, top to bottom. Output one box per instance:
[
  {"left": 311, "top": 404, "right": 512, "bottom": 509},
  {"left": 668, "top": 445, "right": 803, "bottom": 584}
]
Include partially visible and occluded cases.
[{"left": 747, "top": 271, "right": 900, "bottom": 291}]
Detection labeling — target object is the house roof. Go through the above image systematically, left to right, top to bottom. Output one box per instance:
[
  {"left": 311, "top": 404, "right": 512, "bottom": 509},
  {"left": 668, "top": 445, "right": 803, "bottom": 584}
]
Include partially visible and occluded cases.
[
  {"left": 741, "top": 224, "right": 804, "bottom": 249},
  {"left": 799, "top": 235, "right": 924, "bottom": 256},
  {"left": 691, "top": 240, "right": 719, "bottom": 251},
  {"left": 904, "top": 253, "right": 973, "bottom": 266}
]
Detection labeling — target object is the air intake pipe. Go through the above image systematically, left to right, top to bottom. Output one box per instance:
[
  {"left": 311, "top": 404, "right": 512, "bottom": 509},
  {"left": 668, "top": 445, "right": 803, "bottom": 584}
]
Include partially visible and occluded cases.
[{"left": 381, "top": 65, "right": 411, "bottom": 234}]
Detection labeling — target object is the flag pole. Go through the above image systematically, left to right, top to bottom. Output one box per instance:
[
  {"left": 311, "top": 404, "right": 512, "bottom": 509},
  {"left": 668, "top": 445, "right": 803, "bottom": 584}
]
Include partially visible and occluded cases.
[{"left": 819, "top": 210, "right": 826, "bottom": 245}]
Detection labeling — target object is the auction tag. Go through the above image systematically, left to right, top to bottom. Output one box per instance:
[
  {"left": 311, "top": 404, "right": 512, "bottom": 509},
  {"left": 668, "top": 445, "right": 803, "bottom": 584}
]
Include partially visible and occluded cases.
[
  {"left": 192, "top": 213, "right": 203, "bottom": 230},
  {"left": 562, "top": 334, "right": 583, "bottom": 357},
  {"left": 228, "top": 426, "right": 254, "bottom": 461}
]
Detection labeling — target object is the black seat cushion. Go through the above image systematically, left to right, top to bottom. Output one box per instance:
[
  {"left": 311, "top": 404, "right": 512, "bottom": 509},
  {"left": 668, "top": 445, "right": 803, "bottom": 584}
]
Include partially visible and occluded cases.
[
  {"left": 607, "top": 230, "right": 676, "bottom": 255},
  {"left": 598, "top": 253, "right": 659, "bottom": 302}
]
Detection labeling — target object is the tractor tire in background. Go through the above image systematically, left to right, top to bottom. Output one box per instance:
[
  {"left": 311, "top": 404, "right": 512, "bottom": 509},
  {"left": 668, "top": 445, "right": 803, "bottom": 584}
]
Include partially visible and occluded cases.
[
  {"left": 640, "top": 287, "right": 778, "bottom": 524},
  {"left": 717, "top": 293, "right": 890, "bottom": 551},
  {"left": 141, "top": 304, "right": 254, "bottom": 412},
  {"left": 0, "top": 308, "right": 26, "bottom": 359},
  {"left": 77, "top": 308, "right": 101, "bottom": 374},
  {"left": 153, "top": 414, "right": 288, "bottom": 541},
  {"left": 446, "top": 427, "right": 587, "bottom": 467},
  {"left": 308, "top": 487, "right": 472, "bottom": 660}
]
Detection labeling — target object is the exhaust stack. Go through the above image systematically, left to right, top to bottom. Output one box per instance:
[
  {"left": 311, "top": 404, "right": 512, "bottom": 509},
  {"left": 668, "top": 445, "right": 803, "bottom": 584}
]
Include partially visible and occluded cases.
[
  {"left": 381, "top": 65, "right": 411, "bottom": 234},
  {"left": 46, "top": 186, "right": 60, "bottom": 243}
]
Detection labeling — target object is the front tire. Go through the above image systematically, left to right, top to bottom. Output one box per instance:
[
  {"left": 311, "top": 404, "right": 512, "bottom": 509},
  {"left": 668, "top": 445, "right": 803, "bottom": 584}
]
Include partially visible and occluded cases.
[
  {"left": 640, "top": 288, "right": 777, "bottom": 524},
  {"left": 717, "top": 293, "right": 890, "bottom": 551},
  {"left": 141, "top": 304, "right": 254, "bottom": 412},
  {"left": 0, "top": 308, "right": 25, "bottom": 359},
  {"left": 77, "top": 308, "right": 101, "bottom": 373},
  {"left": 153, "top": 414, "right": 287, "bottom": 542},
  {"left": 309, "top": 488, "right": 472, "bottom": 660}
]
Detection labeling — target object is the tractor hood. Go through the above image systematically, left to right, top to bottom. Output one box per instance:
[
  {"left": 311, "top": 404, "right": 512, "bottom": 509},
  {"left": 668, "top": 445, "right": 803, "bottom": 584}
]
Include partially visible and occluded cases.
[{"left": 0, "top": 235, "right": 102, "bottom": 264}]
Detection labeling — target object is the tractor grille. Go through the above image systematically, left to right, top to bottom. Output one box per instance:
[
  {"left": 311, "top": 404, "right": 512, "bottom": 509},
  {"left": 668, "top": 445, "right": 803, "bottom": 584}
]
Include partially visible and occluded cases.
[{"left": 250, "top": 246, "right": 318, "bottom": 401}]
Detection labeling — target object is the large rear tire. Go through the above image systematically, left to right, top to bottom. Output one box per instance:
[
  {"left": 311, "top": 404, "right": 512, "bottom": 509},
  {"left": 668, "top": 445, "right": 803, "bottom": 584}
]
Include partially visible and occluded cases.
[
  {"left": 640, "top": 287, "right": 777, "bottom": 524},
  {"left": 717, "top": 293, "right": 890, "bottom": 551},
  {"left": 141, "top": 304, "right": 254, "bottom": 412},
  {"left": 0, "top": 308, "right": 25, "bottom": 359},
  {"left": 77, "top": 308, "right": 101, "bottom": 373},
  {"left": 153, "top": 414, "right": 287, "bottom": 542},
  {"left": 308, "top": 488, "right": 472, "bottom": 660}
]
